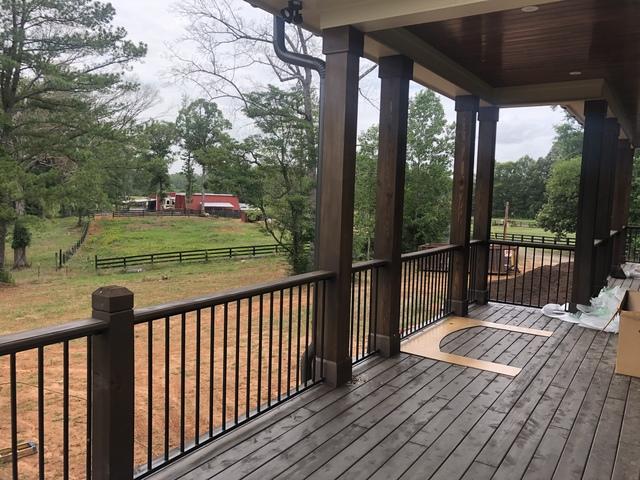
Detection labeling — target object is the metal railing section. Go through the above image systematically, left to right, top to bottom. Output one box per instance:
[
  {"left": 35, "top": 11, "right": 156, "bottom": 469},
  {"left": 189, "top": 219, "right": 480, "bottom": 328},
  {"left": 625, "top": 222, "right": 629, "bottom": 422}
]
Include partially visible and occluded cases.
[
  {"left": 488, "top": 240, "right": 574, "bottom": 308},
  {"left": 400, "top": 245, "right": 455, "bottom": 339}
]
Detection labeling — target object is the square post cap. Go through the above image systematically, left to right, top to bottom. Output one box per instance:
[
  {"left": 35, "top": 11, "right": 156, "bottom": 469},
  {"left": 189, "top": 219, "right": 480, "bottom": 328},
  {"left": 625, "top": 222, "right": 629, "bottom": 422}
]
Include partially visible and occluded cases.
[
  {"left": 322, "top": 26, "right": 364, "bottom": 56},
  {"left": 455, "top": 95, "right": 480, "bottom": 112},
  {"left": 92, "top": 286, "right": 134, "bottom": 312}
]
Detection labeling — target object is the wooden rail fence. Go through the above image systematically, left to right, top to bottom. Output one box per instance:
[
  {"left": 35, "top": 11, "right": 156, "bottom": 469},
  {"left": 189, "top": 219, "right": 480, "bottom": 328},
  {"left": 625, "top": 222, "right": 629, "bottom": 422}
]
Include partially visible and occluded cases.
[
  {"left": 55, "top": 221, "right": 90, "bottom": 269},
  {"left": 94, "top": 244, "right": 289, "bottom": 270}
]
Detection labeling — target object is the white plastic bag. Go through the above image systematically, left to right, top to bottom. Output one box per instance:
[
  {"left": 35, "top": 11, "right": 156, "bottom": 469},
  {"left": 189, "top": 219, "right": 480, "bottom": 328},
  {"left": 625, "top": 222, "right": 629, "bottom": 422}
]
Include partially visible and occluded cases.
[{"left": 541, "top": 286, "right": 623, "bottom": 333}]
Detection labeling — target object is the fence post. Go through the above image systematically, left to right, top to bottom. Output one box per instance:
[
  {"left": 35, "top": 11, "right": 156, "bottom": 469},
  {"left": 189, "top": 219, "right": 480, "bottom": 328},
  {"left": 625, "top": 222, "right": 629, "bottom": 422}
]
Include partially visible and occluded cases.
[
  {"left": 95, "top": 255, "right": 98, "bottom": 270},
  {"left": 90, "top": 286, "right": 135, "bottom": 480}
]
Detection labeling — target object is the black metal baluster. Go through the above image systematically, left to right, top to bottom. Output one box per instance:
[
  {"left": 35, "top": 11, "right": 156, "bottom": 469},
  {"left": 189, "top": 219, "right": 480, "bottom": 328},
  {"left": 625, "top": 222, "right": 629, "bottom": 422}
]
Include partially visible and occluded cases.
[
  {"left": 496, "top": 244, "right": 503, "bottom": 301},
  {"left": 538, "top": 247, "right": 545, "bottom": 307},
  {"left": 529, "top": 248, "right": 537, "bottom": 307},
  {"left": 547, "top": 249, "right": 554, "bottom": 305},
  {"left": 558, "top": 250, "right": 564, "bottom": 305},
  {"left": 400, "top": 261, "right": 408, "bottom": 337},
  {"left": 373, "top": 267, "right": 379, "bottom": 351},
  {"left": 361, "top": 269, "right": 369, "bottom": 356},
  {"left": 356, "top": 270, "right": 362, "bottom": 360},
  {"left": 349, "top": 271, "right": 355, "bottom": 359},
  {"left": 320, "top": 281, "right": 327, "bottom": 379},
  {"left": 312, "top": 283, "right": 319, "bottom": 382},
  {"left": 296, "top": 285, "right": 302, "bottom": 391},
  {"left": 304, "top": 285, "right": 311, "bottom": 387},
  {"left": 287, "top": 287, "right": 293, "bottom": 397},
  {"left": 278, "top": 289, "right": 284, "bottom": 401},
  {"left": 268, "top": 292, "right": 273, "bottom": 406},
  {"left": 258, "top": 295, "right": 264, "bottom": 411},
  {"left": 246, "top": 297, "right": 252, "bottom": 420},
  {"left": 234, "top": 300, "right": 240, "bottom": 425},
  {"left": 222, "top": 303, "right": 228, "bottom": 429},
  {"left": 209, "top": 306, "right": 215, "bottom": 437},
  {"left": 195, "top": 309, "right": 201, "bottom": 445},
  {"left": 180, "top": 313, "right": 186, "bottom": 452},
  {"left": 164, "top": 316, "right": 170, "bottom": 461},
  {"left": 148, "top": 321, "right": 154, "bottom": 469},
  {"left": 86, "top": 338, "right": 92, "bottom": 479},
  {"left": 63, "top": 341, "right": 69, "bottom": 480},
  {"left": 38, "top": 347, "right": 45, "bottom": 480},
  {"left": 10, "top": 353, "right": 18, "bottom": 480}
]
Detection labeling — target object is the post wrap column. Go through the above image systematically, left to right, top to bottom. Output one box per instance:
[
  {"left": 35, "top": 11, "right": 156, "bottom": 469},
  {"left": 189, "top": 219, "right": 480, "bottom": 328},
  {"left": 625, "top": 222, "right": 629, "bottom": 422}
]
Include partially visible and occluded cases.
[{"left": 373, "top": 55, "right": 413, "bottom": 356}]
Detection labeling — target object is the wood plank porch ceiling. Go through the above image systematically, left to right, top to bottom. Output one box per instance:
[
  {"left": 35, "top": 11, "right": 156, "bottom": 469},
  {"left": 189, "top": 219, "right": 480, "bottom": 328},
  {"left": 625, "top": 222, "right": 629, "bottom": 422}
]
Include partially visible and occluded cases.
[
  {"left": 245, "top": 0, "right": 640, "bottom": 144},
  {"left": 403, "top": 0, "right": 640, "bottom": 143}
]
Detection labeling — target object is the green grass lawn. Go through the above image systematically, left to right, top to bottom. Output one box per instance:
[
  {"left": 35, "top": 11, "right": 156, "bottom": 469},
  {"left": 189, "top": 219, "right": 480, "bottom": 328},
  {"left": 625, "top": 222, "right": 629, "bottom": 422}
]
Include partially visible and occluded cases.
[
  {"left": 1, "top": 216, "right": 288, "bottom": 332},
  {"left": 84, "top": 216, "right": 275, "bottom": 259},
  {"left": 490, "top": 223, "right": 575, "bottom": 238}
]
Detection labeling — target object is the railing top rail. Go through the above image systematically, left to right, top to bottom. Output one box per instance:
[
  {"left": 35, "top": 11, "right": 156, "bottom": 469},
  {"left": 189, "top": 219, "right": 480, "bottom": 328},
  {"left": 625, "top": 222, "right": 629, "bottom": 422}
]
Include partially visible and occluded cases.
[
  {"left": 489, "top": 239, "right": 575, "bottom": 251},
  {"left": 402, "top": 244, "right": 459, "bottom": 260},
  {"left": 351, "top": 258, "right": 387, "bottom": 272},
  {"left": 134, "top": 270, "right": 336, "bottom": 324},
  {"left": 0, "top": 318, "right": 107, "bottom": 356}
]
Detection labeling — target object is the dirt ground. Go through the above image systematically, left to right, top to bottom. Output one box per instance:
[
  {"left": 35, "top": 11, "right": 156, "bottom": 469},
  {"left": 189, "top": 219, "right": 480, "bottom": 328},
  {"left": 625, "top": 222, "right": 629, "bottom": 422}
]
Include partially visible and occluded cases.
[
  {"left": 488, "top": 261, "right": 574, "bottom": 307},
  {"left": 0, "top": 280, "right": 377, "bottom": 479}
]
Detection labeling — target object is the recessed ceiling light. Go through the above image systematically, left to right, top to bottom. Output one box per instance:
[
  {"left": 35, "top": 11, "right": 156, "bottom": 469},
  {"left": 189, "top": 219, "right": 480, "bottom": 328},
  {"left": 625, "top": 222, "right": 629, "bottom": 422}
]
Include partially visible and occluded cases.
[
  {"left": 521, "top": 5, "right": 539, "bottom": 12},
  {"left": 569, "top": 71, "right": 582, "bottom": 76}
]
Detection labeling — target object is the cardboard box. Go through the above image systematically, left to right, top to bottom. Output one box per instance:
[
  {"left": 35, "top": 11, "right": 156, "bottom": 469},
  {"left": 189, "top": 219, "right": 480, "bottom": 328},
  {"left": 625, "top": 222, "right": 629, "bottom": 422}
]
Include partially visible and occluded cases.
[{"left": 616, "top": 290, "right": 640, "bottom": 377}]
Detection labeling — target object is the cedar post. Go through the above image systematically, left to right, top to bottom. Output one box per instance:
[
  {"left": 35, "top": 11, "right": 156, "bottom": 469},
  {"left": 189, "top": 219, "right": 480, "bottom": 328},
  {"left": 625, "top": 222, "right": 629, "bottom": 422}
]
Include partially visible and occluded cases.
[
  {"left": 316, "top": 26, "right": 363, "bottom": 386},
  {"left": 373, "top": 55, "right": 413, "bottom": 357},
  {"left": 450, "top": 95, "right": 479, "bottom": 316},
  {"left": 571, "top": 99, "right": 607, "bottom": 308},
  {"left": 471, "top": 106, "right": 499, "bottom": 304},
  {"left": 593, "top": 118, "right": 620, "bottom": 291},
  {"left": 611, "top": 140, "right": 636, "bottom": 268},
  {"left": 91, "top": 286, "right": 135, "bottom": 479}
]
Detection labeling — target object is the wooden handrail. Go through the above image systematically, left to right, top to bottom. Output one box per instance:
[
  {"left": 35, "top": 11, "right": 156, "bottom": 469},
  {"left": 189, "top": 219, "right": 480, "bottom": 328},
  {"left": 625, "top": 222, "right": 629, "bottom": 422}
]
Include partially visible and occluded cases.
[
  {"left": 489, "top": 239, "right": 575, "bottom": 251},
  {"left": 401, "top": 244, "right": 460, "bottom": 260},
  {"left": 351, "top": 259, "right": 387, "bottom": 272},
  {"left": 133, "top": 270, "right": 336, "bottom": 323},
  {"left": 0, "top": 318, "right": 107, "bottom": 356}
]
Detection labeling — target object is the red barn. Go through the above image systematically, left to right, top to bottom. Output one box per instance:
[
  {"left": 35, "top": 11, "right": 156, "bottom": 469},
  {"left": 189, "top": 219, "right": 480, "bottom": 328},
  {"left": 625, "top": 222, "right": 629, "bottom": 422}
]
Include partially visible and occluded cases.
[{"left": 149, "top": 192, "right": 241, "bottom": 214}]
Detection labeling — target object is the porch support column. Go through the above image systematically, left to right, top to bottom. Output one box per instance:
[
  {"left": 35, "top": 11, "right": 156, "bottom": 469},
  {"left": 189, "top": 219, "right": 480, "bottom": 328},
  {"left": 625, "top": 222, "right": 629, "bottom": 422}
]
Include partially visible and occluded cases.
[
  {"left": 317, "top": 26, "right": 363, "bottom": 386},
  {"left": 373, "top": 55, "right": 413, "bottom": 357},
  {"left": 450, "top": 95, "right": 479, "bottom": 316},
  {"left": 572, "top": 99, "right": 607, "bottom": 308},
  {"left": 471, "top": 106, "right": 499, "bottom": 304},
  {"left": 593, "top": 117, "right": 620, "bottom": 291},
  {"left": 611, "top": 140, "right": 635, "bottom": 268}
]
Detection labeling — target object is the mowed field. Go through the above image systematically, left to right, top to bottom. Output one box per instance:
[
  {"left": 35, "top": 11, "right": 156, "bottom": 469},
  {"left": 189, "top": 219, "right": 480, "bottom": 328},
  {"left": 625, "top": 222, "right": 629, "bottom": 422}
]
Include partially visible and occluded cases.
[{"left": 1, "top": 215, "right": 289, "bottom": 334}]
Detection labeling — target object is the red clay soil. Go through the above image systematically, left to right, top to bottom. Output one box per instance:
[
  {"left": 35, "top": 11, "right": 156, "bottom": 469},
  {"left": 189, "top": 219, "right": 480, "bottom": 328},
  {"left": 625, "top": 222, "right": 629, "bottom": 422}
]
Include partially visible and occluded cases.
[{"left": 488, "top": 261, "right": 574, "bottom": 307}]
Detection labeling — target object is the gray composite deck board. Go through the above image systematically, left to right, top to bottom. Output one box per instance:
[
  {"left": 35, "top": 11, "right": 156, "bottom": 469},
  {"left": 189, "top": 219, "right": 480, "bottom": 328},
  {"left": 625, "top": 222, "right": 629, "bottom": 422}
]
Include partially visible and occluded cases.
[{"left": 147, "top": 302, "right": 640, "bottom": 480}]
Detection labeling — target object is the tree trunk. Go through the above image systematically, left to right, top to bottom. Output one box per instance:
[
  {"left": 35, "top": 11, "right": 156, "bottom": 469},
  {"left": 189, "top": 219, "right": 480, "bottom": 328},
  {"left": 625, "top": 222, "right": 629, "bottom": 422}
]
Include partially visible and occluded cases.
[
  {"left": 15, "top": 199, "right": 25, "bottom": 216},
  {"left": 0, "top": 221, "right": 7, "bottom": 270},
  {"left": 13, "top": 246, "right": 28, "bottom": 269}
]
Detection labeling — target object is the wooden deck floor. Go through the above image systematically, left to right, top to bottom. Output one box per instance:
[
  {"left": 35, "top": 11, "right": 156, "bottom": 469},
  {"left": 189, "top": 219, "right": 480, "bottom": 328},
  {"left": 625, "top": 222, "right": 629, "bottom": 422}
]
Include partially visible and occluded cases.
[{"left": 149, "top": 300, "right": 640, "bottom": 480}]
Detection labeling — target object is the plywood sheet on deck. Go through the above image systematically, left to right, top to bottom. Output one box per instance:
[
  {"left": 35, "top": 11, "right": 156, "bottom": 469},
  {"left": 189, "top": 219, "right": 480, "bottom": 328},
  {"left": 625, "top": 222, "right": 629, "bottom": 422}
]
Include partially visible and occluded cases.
[{"left": 401, "top": 316, "right": 553, "bottom": 376}]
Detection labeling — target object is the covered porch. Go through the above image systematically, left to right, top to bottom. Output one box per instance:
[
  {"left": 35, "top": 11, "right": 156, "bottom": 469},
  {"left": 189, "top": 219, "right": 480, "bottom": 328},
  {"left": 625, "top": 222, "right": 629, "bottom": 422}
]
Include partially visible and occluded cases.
[{"left": 1, "top": 1, "right": 639, "bottom": 479}]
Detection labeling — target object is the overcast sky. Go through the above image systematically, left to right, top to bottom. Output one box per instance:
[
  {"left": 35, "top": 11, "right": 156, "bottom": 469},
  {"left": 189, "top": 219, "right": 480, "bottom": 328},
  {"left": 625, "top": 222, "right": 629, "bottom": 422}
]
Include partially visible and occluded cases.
[{"left": 110, "top": 0, "right": 566, "bottom": 166}]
